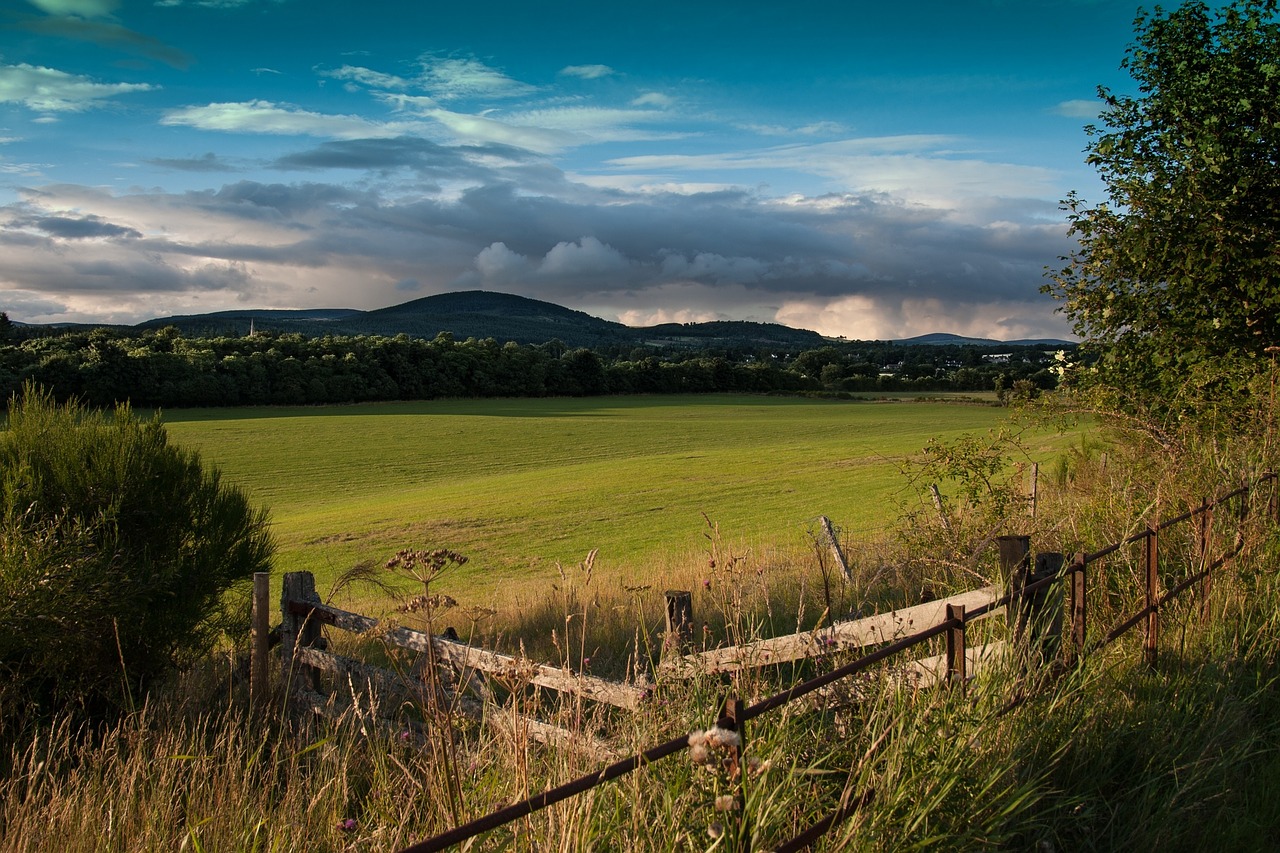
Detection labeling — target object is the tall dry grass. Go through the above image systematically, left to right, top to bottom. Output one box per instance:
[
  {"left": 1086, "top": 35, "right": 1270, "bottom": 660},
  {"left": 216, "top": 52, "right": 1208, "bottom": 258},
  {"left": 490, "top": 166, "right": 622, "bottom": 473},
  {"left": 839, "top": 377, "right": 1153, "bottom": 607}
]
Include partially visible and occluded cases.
[{"left": 4, "top": 408, "right": 1280, "bottom": 851}]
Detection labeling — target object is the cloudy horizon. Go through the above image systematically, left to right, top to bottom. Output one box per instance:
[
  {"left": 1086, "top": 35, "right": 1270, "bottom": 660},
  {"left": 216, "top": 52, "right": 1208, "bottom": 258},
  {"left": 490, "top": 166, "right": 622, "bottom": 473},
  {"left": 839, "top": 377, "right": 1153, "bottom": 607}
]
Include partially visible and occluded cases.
[{"left": 0, "top": 0, "right": 1148, "bottom": 341}]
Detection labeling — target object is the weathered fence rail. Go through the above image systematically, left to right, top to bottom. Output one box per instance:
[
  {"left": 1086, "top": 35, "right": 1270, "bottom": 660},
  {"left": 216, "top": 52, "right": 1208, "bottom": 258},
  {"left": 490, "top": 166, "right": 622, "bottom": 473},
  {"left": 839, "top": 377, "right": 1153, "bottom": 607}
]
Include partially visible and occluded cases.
[{"left": 260, "top": 472, "right": 1277, "bottom": 852}]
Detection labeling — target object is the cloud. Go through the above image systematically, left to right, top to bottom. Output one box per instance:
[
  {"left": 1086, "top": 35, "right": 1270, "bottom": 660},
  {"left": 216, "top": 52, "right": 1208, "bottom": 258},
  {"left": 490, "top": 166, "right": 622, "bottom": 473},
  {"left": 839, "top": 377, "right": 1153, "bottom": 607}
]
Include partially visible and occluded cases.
[
  {"left": 25, "top": 0, "right": 118, "bottom": 15},
  {"left": 20, "top": 16, "right": 193, "bottom": 68},
  {"left": 417, "top": 56, "right": 537, "bottom": 101},
  {"left": 0, "top": 63, "right": 154, "bottom": 111},
  {"left": 560, "top": 64, "right": 616, "bottom": 80},
  {"left": 321, "top": 65, "right": 415, "bottom": 91},
  {"left": 630, "top": 92, "right": 673, "bottom": 108},
  {"left": 1054, "top": 99, "right": 1100, "bottom": 119},
  {"left": 161, "top": 100, "right": 425, "bottom": 139},
  {"left": 424, "top": 108, "right": 578, "bottom": 153},
  {"left": 740, "top": 121, "right": 845, "bottom": 137},
  {"left": 607, "top": 135, "right": 1058, "bottom": 209},
  {"left": 148, "top": 152, "right": 239, "bottom": 172},
  {"left": 0, "top": 153, "right": 1074, "bottom": 338},
  {"left": 29, "top": 213, "right": 142, "bottom": 239}
]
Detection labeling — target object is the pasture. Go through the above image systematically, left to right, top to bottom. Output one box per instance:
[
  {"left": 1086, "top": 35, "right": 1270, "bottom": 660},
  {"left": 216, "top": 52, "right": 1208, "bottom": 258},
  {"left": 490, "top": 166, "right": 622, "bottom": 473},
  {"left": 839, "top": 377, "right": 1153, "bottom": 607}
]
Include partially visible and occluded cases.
[{"left": 161, "top": 394, "right": 1071, "bottom": 603}]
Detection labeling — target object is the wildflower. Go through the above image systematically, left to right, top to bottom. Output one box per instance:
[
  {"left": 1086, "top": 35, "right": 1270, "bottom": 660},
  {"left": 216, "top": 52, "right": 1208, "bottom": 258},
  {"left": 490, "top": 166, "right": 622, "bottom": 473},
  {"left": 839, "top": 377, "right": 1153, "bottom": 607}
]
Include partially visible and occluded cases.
[
  {"left": 703, "top": 578, "right": 712, "bottom": 589},
  {"left": 581, "top": 657, "right": 591, "bottom": 668},
  {"left": 702, "top": 727, "right": 740, "bottom": 750},
  {"left": 399, "top": 730, "right": 411, "bottom": 742},
  {"left": 715, "top": 794, "right": 737, "bottom": 812},
  {"left": 338, "top": 818, "right": 357, "bottom": 832},
  {"left": 708, "top": 822, "right": 724, "bottom": 839}
]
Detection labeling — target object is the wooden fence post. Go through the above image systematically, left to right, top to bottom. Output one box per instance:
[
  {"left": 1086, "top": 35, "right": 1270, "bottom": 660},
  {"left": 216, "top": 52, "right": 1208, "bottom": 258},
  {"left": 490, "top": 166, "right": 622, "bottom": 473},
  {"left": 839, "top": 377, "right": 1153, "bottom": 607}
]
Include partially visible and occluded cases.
[
  {"left": 1198, "top": 498, "right": 1214, "bottom": 623},
  {"left": 818, "top": 515, "right": 854, "bottom": 582},
  {"left": 1145, "top": 527, "right": 1159, "bottom": 669},
  {"left": 999, "top": 535, "right": 1031, "bottom": 644},
  {"left": 1032, "top": 552, "right": 1065, "bottom": 661},
  {"left": 1069, "top": 553, "right": 1087, "bottom": 662},
  {"left": 251, "top": 571, "right": 270, "bottom": 710},
  {"left": 281, "top": 571, "right": 322, "bottom": 693},
  {"left": 665, "top": 590, "right": 694, "bottom": 655},
  {"left": 945, "top": 603, "right": 967, "bottom": 690},
  {"left": 718, "top": 694, "right": 748, "bottom": 852}
]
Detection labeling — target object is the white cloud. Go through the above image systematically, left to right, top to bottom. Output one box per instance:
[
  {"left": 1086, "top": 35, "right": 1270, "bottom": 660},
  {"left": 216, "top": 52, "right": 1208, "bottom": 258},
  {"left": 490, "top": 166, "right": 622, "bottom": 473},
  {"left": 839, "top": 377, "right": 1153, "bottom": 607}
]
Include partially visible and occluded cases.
[
  {"left": 26, "top": 0, "right": 118, "bottom": 15},
  {"left": 417, "top": 56, "right": 536, "bottom": 101},
  {"left": 0, "top": 63, "right": 154, "bottom": 112},
  {"left": 560, "top": 64, "right": 615, "bottom": 79},
  {"left": 321, "top": 65, "right": 414, "bottom": 91},
  {"left": 376, "top": 92, "right": 440, "bottom": 112},
  {"left": 630, "top": 92, "right": 674, "bottom": 108},
  {"left": 1054, "top": 99, "right": 1100, "bottom": 119},
  {"left": 161, "top": 100, "right": 425, "bottom": 139},
  {"left": 499, "top": 105, "right": 684, "bottom": 143},
  {"left": 425, "top": 107, "right": 577, "bottom": 153},
  {"left": 741, "top": 121, "right": 845, "bottom": 137},
  {"left": 608, "top": 135, "right": 1057, "bottom": 209},
  {"left": 539, "top": 236, "right": 630, "bottom": 277},
  {"left": 475, "top": 241, "right": 528, "bottom": 279}
]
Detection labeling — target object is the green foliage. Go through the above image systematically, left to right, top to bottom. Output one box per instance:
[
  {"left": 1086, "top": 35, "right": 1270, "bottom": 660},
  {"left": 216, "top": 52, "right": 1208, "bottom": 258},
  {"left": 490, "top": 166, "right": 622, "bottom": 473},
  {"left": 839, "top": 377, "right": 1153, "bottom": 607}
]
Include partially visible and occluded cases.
[
  {"left": 1045, "top": 0, "right": 1280, "bottom": 427},
  {"left": 0, "top": 323, "right": 1062, "bottom": 408},
  {"left": 0, "top": 385, "right": 274, "bottom": 721}
]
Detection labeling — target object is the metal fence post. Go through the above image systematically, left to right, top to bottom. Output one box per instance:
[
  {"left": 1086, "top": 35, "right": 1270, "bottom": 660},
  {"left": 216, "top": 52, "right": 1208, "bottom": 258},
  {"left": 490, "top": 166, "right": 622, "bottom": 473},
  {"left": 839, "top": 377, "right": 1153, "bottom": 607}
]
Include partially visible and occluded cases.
[
  {"left": 1198, "top": 497, "right": 1215, "bottom": 623},
  {"left": 1145, "top": 527, "right": 1159, "bottom": 669},
  {"left": 1069, "top": 552, "right": 1087, "bottom": 662},
  {"left": 946, "top": 603, "right": 967, "bottom": 691},
  {"left": 718, "top": 694, "right": 748, "bottom": 852}
]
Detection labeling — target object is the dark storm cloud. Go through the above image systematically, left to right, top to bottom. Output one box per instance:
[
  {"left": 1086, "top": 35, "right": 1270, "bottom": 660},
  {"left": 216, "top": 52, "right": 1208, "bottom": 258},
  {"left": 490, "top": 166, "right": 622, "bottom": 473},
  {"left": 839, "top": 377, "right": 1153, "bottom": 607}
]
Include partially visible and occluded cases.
[
  {"left": 272, "top": 136, "right": 532, "bottom": 173},
  {"left": 1, "top": 163, "right": 1074, "bottom": 337},
  {"left": 189, "top": 181, "right": 372, "bottom": 220},
  {"left": 33, "top": 214, "right": 142, "bottom": 239}
]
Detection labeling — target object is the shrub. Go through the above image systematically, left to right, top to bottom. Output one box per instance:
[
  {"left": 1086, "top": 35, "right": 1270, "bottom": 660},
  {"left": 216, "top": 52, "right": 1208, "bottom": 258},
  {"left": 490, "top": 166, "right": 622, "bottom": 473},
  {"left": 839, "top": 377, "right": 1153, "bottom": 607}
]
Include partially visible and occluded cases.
[{"left": 0, "top": 384, "right": 274, "bottom": 722}]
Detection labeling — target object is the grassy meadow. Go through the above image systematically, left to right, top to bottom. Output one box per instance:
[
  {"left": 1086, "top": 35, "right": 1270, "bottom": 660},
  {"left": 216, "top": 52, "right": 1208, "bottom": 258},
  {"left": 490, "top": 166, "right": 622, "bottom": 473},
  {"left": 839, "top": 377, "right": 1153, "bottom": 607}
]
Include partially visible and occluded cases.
[{"left": 160, "top": 393, "right": 1071, "bottom": 604}]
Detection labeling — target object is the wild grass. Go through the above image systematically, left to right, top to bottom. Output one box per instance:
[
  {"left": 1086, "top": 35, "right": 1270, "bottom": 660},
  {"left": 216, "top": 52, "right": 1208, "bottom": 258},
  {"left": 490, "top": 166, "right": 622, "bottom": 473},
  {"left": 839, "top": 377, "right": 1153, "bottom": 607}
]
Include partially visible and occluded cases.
[{"left": 4, "top": 399, "right": 1279, "bottom": 851}]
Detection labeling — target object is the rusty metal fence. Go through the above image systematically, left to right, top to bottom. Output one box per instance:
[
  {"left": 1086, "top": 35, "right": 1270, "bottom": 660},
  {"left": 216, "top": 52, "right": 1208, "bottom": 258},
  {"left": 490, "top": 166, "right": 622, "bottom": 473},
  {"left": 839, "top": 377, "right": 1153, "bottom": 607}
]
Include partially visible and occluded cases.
[{"left": 261, "top": 472, "right": 1277, "bottom": 852}]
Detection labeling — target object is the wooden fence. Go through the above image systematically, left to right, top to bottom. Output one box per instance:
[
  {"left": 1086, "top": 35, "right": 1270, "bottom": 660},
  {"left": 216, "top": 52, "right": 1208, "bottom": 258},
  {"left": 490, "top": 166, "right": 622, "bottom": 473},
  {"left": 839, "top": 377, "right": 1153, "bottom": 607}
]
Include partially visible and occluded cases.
[{"left": 256, "top": 471, "right": 1277, "bottom": 852}]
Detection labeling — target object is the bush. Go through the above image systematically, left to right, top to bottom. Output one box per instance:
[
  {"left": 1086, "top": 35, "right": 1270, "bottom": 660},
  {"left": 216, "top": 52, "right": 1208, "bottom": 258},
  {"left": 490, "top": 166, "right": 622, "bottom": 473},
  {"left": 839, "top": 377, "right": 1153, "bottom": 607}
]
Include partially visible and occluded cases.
[{"left": 0, "top": 384, "right": 274, "bottom": 721}]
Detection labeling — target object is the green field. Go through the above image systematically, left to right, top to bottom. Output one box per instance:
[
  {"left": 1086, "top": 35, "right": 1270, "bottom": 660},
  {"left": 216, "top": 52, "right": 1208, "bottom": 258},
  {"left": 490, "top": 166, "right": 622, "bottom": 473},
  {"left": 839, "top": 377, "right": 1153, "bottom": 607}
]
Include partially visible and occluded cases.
[{"left": 161, "top": 394, "right": 1069, "bottom": 599}]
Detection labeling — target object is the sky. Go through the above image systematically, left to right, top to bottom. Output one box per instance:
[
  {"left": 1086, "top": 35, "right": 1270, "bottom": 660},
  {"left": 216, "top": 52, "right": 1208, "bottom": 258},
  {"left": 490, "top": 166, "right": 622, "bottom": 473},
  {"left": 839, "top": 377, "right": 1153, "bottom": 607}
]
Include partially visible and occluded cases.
[{"left": 0, "top": 0, "right": 1155, "bottom": 340}]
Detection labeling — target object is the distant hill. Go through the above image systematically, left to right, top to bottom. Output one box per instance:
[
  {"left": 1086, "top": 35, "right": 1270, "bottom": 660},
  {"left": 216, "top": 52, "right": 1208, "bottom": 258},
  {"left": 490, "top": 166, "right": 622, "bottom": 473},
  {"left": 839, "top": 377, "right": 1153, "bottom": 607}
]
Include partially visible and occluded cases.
[
  {"left": 41, "top": 290, "right": 1069, "bottom": 350},
  {"left": 136, "top": 290, "right": 826, "bottom": 349},
  {"left": 895, "top": 332, "right": 1075, "bottom": 347}
]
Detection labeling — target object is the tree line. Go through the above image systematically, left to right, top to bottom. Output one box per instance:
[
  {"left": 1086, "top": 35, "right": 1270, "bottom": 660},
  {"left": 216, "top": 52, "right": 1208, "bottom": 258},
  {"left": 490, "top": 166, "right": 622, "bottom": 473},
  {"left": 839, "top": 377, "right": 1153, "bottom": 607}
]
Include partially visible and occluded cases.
[{"left": 0, "top": 320, "right": 1061, "bottom": 408}]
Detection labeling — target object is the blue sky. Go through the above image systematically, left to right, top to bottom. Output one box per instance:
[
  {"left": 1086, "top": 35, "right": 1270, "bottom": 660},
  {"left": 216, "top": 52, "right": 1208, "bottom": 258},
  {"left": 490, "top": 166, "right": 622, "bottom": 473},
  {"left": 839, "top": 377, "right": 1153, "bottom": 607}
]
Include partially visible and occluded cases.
[{"left": 0, "top": 0, "right": 1153, "bottom": 339}]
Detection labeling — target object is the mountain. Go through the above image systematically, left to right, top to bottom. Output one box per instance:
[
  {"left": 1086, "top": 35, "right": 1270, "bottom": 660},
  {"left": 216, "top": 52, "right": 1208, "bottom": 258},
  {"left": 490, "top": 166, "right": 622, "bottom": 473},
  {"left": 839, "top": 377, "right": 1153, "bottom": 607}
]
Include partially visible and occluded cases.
[{"left": 137, "top": 290, "right": 826, "bottom": 349}]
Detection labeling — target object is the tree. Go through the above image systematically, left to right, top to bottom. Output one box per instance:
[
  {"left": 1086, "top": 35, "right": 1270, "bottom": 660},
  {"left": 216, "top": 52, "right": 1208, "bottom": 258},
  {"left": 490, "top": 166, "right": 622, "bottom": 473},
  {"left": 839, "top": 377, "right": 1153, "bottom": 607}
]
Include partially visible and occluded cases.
[
  {"left": 1044, "top": 0, "right": 1280, "bottom": 427},
  {"left": 0, "top": 385, "right": 274, "bottom": 721}
]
